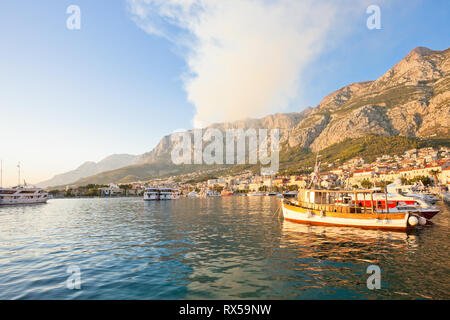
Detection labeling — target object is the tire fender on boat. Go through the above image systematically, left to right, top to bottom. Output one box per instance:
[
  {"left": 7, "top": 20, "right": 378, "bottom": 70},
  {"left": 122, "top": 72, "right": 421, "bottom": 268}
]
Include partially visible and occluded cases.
[
  {"left": 408, "top": 216, "right": 419, "bottom": 226},
  {"left": 418, "top": 216, "right": 427, "bottom": 226}
]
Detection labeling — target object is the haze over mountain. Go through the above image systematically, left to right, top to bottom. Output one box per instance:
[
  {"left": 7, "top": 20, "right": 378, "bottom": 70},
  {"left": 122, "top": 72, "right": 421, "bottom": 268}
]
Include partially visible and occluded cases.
[
  {"left": 42, "top": 46, "right": 450, "bottom": 188},
  {"left": 37, "top": 154, "right": 139, "bottom": 188}
]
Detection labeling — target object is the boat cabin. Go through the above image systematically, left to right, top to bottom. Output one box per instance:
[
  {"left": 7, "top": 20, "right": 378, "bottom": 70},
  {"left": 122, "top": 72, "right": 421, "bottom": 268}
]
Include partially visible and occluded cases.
[{"left": 297, "top": 189, "right": 388, "bottom": 214}]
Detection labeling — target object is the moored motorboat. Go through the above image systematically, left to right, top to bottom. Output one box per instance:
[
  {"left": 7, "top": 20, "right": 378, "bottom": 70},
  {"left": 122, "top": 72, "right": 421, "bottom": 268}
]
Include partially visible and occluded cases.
[
  {"left": 0, "top": 162, "right": 48, "bottom": 205},
  {"left": 386, "top": 180, "right": 440, "bottom": 205},
  {"left": 0, "top": 185, "right": 48, "bottom": 205},
  {"left": 143, "top": 187, "right": 180, "bottom": 200},
  {"left": 143, "top": 187, "right": 160, "bottom": 200},
  {"left": 159, "top": 188, "right": 180, "bottom": 200},
  {"left": 203, "top": 190, "right": 221, "bottom": 197},
  {"left": 186, "top": 191, "right": 199, "bottom": 198},
  {"left": 283, "top": 191, "right": 298, "bottom": 199},
  {"left": 247, "top": 192, "right": 264, "bottom": 196},
  {"left": 342, "top": 192, "right": 440, "bottom": 220},
  {"left": 405, "top": 192, "right": 440, "bottom": 205}
]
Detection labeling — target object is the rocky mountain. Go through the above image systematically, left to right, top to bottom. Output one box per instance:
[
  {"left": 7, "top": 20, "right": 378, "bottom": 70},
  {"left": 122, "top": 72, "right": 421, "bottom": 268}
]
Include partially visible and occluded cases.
[
  {"left": 54, "top": 46, "right": 450, "bottom": 187},
  {"left": 304, "top": 47, "right": 450, "bottom": 151},
  {"left": 137, "top": 108, "right": 313, "bottom": 164},
  {"left": 38, "top": 154, "right": 139, "bottom": 188}
]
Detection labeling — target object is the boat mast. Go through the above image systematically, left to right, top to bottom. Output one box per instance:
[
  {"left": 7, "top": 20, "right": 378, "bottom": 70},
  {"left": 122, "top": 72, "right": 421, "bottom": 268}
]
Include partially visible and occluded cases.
[
  {"left": 309, "top": 151, "right": 321, "bottom": 189},
  {"left": 0, "top": 160, "right": 2, "bottom": 188},
  {"left": 17, "top": 162, "right": 20, "bottom": 187},
  {"left": 384, "top": 185, "right": 389, "bottom": 215}
]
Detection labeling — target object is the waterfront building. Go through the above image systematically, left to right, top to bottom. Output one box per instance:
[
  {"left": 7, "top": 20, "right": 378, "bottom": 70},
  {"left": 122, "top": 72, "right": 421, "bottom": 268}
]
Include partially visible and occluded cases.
[{"left": 99, "top": 183, "right": 123, "bottom": 197}]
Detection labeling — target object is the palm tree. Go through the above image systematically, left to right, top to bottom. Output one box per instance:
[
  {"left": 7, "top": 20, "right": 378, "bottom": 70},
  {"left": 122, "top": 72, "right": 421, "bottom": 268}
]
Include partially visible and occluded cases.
[{"left": 429, "top": 169, "right": 441, "bottom": 186}]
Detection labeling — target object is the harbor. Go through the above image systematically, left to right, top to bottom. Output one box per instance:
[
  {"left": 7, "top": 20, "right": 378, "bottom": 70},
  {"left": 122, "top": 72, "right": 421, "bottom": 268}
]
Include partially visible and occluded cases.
[
  {"left": 1, "top": 1, "right": 449, "bottom": 304},
  {"left": 0, "top": 196, "right": 448, "bottom": 299}
]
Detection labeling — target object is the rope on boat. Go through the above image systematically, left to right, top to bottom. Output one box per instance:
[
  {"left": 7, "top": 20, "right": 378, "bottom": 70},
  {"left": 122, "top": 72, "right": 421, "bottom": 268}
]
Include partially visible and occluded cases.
[{"left": 272, "top": 204, "right": 282, "bottom": 218}]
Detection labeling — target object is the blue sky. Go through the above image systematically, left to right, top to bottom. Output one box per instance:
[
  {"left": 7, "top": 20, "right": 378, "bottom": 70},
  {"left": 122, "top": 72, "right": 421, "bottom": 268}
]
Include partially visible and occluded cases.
[{"left": 0, "top": 0, "right": 448, "bottom": 186}]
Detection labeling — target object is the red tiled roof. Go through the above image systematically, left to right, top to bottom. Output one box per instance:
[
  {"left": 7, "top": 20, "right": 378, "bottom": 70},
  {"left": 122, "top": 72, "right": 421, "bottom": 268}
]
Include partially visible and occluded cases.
[{"left": 354, "top": 169, "right": 374, "bottom": 173}]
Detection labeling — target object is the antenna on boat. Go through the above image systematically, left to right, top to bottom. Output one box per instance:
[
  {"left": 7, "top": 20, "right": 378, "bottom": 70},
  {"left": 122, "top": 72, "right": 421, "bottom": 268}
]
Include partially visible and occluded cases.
[
  {"left": 308, "top": 149, "right": 321, "bottom": 189},
  {"left": 0, "top": 160, "right": 3, "bottom": 188},
  {"left": 17, "top": 162, "right": 21, "bottom": 187},
  {"left": 384, "top": 184, "right": 389, "bottom": 216}
]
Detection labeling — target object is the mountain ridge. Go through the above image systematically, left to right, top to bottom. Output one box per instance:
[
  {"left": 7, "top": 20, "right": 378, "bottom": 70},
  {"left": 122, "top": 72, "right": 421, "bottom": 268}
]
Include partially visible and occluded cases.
[
  {"left": 41, "top": 46, "right": 450, "bottom": 188},
  {"left": 37, "top": 154, "right": 139, "bottom": 188}
]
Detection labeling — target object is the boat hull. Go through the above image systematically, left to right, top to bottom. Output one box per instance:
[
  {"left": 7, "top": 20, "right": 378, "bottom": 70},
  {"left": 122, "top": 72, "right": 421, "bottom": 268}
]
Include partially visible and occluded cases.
[
  {"left": 0, "top": 198, "right": 47, "bottom": 205},
  {"left": 282, "top": 201, "right": 410, "bottom": 231},
  {"left": 417, "top": 210, "right": 439, "bottom": 220}
]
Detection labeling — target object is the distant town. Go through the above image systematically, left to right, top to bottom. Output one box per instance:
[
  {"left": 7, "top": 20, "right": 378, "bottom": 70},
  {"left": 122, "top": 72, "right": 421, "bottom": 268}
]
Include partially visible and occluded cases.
[{"left": 50, "top": 146, "right": 450, "bottom": 198}]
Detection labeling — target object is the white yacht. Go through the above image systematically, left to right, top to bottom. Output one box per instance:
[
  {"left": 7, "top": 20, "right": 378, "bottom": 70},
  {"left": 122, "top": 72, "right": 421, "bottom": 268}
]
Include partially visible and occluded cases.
[
  {"left": 387, "top": 179, "right": 440, "bottom": 205},
  {"left": 0, "top": 185, "right": 48, "bottom": 205},
  {"left": 143, "top": 187, "right": 160, "bottom": 201},
  {"left": 144, "top": 187, "right": 180, "bottom": 201},
  {"left": 159, "top": 188, "right": 180, "bottom": 200}
]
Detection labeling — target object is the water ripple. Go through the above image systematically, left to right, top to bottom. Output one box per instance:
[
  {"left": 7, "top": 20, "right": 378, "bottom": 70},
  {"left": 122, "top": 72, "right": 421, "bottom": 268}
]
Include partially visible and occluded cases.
[{"left": 0, "top": 197, "right": 449, "bottom": 299}]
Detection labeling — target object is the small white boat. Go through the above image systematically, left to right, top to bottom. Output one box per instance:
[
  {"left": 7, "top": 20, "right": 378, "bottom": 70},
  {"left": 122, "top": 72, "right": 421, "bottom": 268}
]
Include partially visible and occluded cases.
[
  {"left": 387, "top": 180, "right": 439, "bottom": 205},
  {"left": 143, "top": 187, "right": 159, "bottom": 201},
  {"left": 204, "top": 190, "right": 221, "bottom": 197},
  {"left": 186, "top": 191, "right": 199, "bottom": 198},
  {"left": 283, "top": 191, "right": 298, "bottom": 199},
  {"left": 247, "top": 192, "right": 265, "bottom": 196}
]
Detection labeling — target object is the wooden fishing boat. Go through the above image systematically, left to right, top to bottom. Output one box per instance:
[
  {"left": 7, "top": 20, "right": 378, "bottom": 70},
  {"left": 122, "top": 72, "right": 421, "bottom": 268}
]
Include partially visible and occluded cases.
[{"left": 281, "top": 189, "right": 427, "bottom": 231}]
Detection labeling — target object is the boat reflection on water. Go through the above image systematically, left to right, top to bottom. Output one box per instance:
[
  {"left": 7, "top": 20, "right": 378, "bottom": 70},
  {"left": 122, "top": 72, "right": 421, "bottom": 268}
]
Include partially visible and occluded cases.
[
  {"left": 280, "top": 219, "right": 421, "bottom": 261},
  {"left": 282, "top": 220, "right": 420, "bottom": 241}
]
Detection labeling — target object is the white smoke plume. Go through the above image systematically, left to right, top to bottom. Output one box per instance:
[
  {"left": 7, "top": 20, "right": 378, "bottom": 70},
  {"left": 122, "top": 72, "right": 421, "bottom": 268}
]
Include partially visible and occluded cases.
[{"left": 127, "top": 0, "right": 369, "bottom": 127}]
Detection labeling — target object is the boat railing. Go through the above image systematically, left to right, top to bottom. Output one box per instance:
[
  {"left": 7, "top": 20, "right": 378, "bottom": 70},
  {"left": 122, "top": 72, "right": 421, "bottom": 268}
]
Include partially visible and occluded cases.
[{"left": 286, "top": 199, "right": 379, "bottom": 214}]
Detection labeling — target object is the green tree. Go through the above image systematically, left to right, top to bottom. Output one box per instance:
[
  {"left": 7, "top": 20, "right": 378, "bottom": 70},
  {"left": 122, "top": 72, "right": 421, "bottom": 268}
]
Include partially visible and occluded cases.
[
  {"left": 429, "top": 169, "right": 441, "bottom": 186},
  {"left": 412, "top": 175, "right": 432, "bottom": 186},
  {"left": 361, "top": 179, "right": 373, "bottom": 189},
  {"left": 375, "top": 180, "right": 393, "bottom": 189},
  {"left": 87, "top": 189, "right": 98, "bottom": 197}
]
